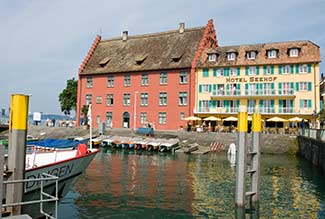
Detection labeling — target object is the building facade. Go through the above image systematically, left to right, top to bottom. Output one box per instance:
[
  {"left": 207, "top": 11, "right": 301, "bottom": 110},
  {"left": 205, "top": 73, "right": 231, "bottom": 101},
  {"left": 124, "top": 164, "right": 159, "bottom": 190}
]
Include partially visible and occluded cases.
[
  {"left": 76, "top": 21, "right": 217, "bottom": 130},
  {"left": 196, "top": 41, "right": 321, "bottom": 126}
]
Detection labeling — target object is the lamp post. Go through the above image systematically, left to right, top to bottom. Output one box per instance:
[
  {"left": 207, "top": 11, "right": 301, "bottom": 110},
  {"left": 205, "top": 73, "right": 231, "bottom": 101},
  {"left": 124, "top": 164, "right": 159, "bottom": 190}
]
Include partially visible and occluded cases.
[{"left": 134, "top": 91, "right": 138, "bottom": 130}]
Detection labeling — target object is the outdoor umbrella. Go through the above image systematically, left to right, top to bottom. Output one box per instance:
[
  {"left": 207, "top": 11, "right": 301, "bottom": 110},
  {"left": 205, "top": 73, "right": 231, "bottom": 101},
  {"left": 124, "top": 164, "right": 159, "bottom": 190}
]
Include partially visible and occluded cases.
[
  {"left": 183, "top": 116, "right": 201, "bottom": 121},
  {"left": 203, "top": 116, "right": 221, "bottom": 121},
  {"left": 223, "top": 116, "right": 238, "bottom": 121},
  {"left": 266, "top": 117, "right": 287, "bottom": 122},
  {"left": 288, "top": 117, "right": 303, "bottom": 122}
]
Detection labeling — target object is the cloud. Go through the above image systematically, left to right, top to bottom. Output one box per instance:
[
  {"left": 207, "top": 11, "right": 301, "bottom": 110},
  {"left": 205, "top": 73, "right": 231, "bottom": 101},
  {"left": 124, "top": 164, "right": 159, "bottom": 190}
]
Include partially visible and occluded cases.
[{"left": 0, "top": 0, "right": 324, "bottom": 114}]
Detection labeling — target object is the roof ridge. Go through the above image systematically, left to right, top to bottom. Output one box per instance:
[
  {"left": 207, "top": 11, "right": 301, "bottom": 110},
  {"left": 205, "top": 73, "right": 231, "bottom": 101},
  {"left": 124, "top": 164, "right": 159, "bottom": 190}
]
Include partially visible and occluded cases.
[
  {"left": 101, "top": 26, "right": 205, "bottom": 43},
  {"left": 219, "top": 40, "right": 318, "bottom": 48}
]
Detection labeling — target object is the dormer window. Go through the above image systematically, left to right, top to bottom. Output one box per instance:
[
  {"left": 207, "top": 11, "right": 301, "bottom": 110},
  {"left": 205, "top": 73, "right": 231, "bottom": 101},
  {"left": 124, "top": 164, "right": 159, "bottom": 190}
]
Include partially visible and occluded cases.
[
  {"left": 289, "top": 48, "right": 299, "bottom": 57},
  {"left": 267, "top": 50, "right": 277, "bottom": 58},
  {"left": 247, "top": 51, "right": 256, "bottom": 60},
  {"left": 172, "top": 52, "right": 184, "bottom": 62},
  {"left": 227, "top": 52, "right": 236, "bottom": 61},
  {"left": 208, "top": 53, "right": 217, "bottom": 62},
  {"left": 135, "top": 55, "right": 147, "bottom": 65},
  {"left": 99, "top": 57, "right": 111, "bottom": 67}
]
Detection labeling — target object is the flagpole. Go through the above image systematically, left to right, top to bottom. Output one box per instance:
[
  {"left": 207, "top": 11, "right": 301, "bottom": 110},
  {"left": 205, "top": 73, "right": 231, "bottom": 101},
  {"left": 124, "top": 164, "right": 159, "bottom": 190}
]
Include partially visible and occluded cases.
[{"left": 88, "top": 104, "right": 92, "bottom": 150}]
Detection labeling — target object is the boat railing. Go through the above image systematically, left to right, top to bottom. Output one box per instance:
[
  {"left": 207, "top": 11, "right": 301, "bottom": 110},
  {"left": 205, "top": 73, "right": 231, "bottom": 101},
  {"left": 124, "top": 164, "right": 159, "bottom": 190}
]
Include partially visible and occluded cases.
[{"left": 2, "top": 172, "right": 59, "bottom": 219}]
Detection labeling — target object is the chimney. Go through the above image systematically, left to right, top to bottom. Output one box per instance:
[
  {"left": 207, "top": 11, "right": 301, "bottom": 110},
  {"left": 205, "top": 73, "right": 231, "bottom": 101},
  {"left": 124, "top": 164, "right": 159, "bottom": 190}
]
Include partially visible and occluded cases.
[
  {"left": 179, "top": 22, "right": 185, "bottom": 33},
  {"left": 122, "top": 31, "right": 128, "bottom": 41}
]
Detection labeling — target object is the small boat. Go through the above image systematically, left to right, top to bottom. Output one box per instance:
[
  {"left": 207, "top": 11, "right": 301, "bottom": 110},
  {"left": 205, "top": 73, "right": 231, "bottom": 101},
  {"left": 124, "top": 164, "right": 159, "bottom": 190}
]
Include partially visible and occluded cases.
[
  {"left": 159, "top": 139, "right": 179, "bottom": 152},
  {"left": 5, "top": 142, "right": 99, "bottom": 218}
]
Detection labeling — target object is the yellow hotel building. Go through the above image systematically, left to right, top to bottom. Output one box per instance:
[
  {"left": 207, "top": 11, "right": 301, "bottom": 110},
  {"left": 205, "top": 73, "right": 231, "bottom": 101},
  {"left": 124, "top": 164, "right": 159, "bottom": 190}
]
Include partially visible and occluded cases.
[{"left": 195, "top": 40, "right": 321, "bottom": 127}]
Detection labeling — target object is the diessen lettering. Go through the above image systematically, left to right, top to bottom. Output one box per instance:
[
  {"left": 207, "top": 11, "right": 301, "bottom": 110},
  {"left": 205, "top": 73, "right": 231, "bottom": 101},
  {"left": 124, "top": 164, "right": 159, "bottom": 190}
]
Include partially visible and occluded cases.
[{"left": 25, "top": 163, "right": 74, "bottom": 189}]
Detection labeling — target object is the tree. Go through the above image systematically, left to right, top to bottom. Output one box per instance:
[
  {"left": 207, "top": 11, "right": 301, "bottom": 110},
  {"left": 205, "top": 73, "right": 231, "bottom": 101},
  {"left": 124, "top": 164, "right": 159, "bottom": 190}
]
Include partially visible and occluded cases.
[
  {"left": 58, "top": 78, "right": 78, "bottom": 115},
  {"left": 81, "top": 105, "right": 89, "bottom": 126},
  {"left": 318, "top": 108, "right": 325, "bottom": 122}
]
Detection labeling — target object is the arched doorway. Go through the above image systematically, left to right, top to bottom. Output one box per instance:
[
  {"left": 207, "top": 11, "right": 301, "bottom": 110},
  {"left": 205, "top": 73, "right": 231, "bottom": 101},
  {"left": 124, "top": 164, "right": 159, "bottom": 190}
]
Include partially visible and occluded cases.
[{"left": 122, "top": 112, "right": 130, "bottom": 128}]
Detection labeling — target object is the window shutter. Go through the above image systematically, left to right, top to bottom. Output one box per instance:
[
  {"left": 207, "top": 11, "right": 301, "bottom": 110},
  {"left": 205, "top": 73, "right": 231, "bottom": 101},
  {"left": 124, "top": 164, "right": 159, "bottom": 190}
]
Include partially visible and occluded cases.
[
  {"left": 295, "top": 64, "right": 300, "bottom": 74},
  {"left": 308, "top": 64, "right": 312, "bottom": 73},
  {"left": 271, "top": 65, "right": 274, "bottom": 75},
  {"left": 279, "top": 65, "right": 282, "bottom": 75},
  {"left": 290, "top": 65, "right": 294, "bottom": 74},
  {"left": 256, "top": 66, "right": 260, "bottom": 75},
  {"left": 263, "top": 66, "right": 267, "bottom": 75},
  {"left": 237, "top": 67, "right": 241, "bottom": 76},
  {"left": 245, "top": 67, "right": 249, "bottom": 76},
  {"left": 213, "top": 68, "right": 217, "bottom": 77},
  {"left": 224, "top": 68, "right": 229, "bottom": 76},
  {"left": 290, "top": 82, "right": 294, "bottom": 91},
  {"left": 295, "top": 82, "right": 299, "bottom": 91},
  {"left": 308, "top": 82, "right": 312, "bottom": 91},
  {"left": 271, "top": 83, "right": 275, "bottom": 94},
  {"left": 278, "top": 83, "right": 282, "bottom": 94},
  {"left": 199, "top": 84, "right": 202, "bottom": 93},
  {"left": 209, "top": 84, "right": 212, "bottom": 92},
  {"left": 213, "top": 84, "right": 217, "bottom": 93},
  {"left": 226, "top": 84, "right": 230, "bottom": 92},
  {"left": 237, "top": 84, "right": 241, "bottom": 93},
  {"left": 245, "top": 84, "right": 248, "bottom": 95},
  {"left": 279, "top": 99, "right": 283, "bottom": 108},
  {"left": 308, "top": 99, "right": 312, "bottom": 108},
  {"left": 199, "top": 100, "right": 202, "bottom": 109},
  {"left": 212, "top": 100, "right": 216, "bottom": 107},
  {"left": 236, "top": 100, "right": 240, "bottom": 108},
  {"left": 259, "top": 100, "right": 264, "bottom": 107},
  {"left": 271, "top": 100, "right": 275, "bottom": 112},
  {"left": 290, "top": 100, "right": 294, "bottom": 108},
  {"left": 299, "top": 100, "right": 303, "bottom": 108},
  {"left": 321, "top": 100, "right": 323, "bottom": 110}
]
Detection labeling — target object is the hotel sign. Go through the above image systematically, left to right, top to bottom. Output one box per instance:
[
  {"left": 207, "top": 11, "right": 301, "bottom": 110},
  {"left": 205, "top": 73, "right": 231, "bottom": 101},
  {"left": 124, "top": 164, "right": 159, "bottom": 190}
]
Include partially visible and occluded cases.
[{"left": 226, "top": 76, "right": 277, "bottom": 83}]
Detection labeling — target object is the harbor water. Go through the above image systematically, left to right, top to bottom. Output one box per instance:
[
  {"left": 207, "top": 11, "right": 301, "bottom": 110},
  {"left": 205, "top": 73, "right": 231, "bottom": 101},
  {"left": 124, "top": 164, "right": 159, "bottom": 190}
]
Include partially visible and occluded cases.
[{"left": 58, "top": 149, "right": 325, "bottom": 219}]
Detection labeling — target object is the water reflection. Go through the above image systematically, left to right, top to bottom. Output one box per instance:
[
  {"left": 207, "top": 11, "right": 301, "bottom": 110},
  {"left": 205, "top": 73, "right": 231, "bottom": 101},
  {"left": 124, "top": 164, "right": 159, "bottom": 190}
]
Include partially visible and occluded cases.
[{"left": 59, "top": 149, "right": 325, "bottom": 219}]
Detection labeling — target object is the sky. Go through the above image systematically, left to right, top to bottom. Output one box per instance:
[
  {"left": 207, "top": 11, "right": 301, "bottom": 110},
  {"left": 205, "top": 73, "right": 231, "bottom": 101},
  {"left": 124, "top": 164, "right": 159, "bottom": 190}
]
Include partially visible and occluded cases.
[{"left": 1, "top": 0, "right": 325, "bottom": 115}]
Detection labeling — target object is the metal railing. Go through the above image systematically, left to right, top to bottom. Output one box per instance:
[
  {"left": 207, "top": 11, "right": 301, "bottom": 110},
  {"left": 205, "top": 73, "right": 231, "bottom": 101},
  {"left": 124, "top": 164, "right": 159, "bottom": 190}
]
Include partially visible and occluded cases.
[
  {"left": 210, "top": 89, "right": 295, "bottom": 97},
  {"left": 299, "top": 128, "right": 325, "bottom": 142},
  {"left": 2, "top": 173, "right": 59, "bottom": 219}
]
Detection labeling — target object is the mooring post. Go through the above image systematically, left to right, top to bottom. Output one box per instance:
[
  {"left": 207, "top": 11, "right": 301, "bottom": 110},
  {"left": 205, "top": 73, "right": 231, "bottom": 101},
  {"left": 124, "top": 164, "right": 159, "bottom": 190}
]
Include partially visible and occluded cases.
[
  {"left": 6, "top": 94, "right": 29, "bottom": 215},
  {"left": 235, "top": 108, "right": 248, "bottom": 207},
  {"left": 251, "top": 112, "right": 261, "bottom": 203}
]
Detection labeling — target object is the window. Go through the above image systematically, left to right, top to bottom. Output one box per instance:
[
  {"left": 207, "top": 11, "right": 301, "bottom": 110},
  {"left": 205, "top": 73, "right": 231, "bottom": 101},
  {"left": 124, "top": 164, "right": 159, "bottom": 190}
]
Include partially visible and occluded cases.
[
  {"left": 289, "top": 48, "right": 299, "bottom": 57},
  {"left": 267, "top": 50, "right": 277, "bottom": 58},
  {"left": 247, "top": 51, "right": 256, "bottom": 60},
  {"left": 227, "top": 52, "right": 236, "bottom": 61},
  {"left": 208, "top": 53, "right": 217, "bottom": 62},
  {"left": 299, "top": 64, "right": 308, "bottom": 73},
  {"left": 283, "top": 65, "right": 290, "bottom": 74},
  {"left": 264, "top": 66, "right": 272, "bottom": 75},
  {"left": 249, "top": 67, "right": 257, "bottom": 75},
  {"left": 203, "top": 68, "right": 209, "bottom": 77},
  {"left": 216, "top": 68, "right": 224, "bottom": 76},
  {"left": 229, "top": 68, "right": 237, "bottom": 76},
  {"left": 179, "top": 71, "right": 188, "bottom": 84},
  {"left": 160, "top": 72, "right": 168, "bottom": 84},
  {"left": 141, "top": 74, "right": 149, "bottom": 86},
  {"left": 107, "top": 75, "right": 114, "bottom": 87},
  {"left": 124, "top": 75, "right": 131, "bottom": 86},
  {"left": 86, "top": 77, "right": 93, "bottom": 88},
  {"left": 299, "top": 82, "right": 308, "bottom": 91},
  {"left": 202, "top": 84, "right": 210, "bottom": 92},
  {"left": 217, "top": 84, "right": 224, "bottom": 95},
  {"left": 159, "top": 92, "right": 167, "bottom": 106},
  {"left": 179, "top": 92, "right": 188, "bottom": 105},
  {"left": 123, "top": 93, "right": 130, "bottom": 106},
  {"left": 140, "top": 93, "right": 148, "bottom": 106},
  {"left": 85, "top": 94, "right": 92, "bottom": 105},
  {"left": 106, "top": 94, "right": 114, "bottom": 106},
  {"left": 96, "top": 96, "right": 102, "bottom": 104},
  {"left": 300, "top": 99, "right": 312, "bottom": 108},
  {"left": 247, "top": 100, "right": 256, "bottom": 113},
  {"left": 106, "top": 112, "right": 112, "bottom": 128},
  {"left": 140, "top": 112, "right": 147, "bottom": 124},
  {"left": 158, "top": 112, "right": 167, "bottom": 124},
  {"left": 180, "top": 112, "right": 185, "bottom": 120},
  {"left": 96, "top": 115, "right": 100, "bottom": 124}
]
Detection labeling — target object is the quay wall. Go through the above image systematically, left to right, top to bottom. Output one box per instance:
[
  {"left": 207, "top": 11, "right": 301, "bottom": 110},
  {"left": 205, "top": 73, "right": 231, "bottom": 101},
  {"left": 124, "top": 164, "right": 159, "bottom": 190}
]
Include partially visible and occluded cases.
[{"left": 298, "top": 134, "right": 325, "bottom": 172}]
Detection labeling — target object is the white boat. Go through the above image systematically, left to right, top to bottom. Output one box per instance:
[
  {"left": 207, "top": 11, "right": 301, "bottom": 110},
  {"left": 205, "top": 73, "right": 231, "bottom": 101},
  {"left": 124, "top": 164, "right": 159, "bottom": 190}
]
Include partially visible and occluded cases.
[{"left": 5, "top": 144, "right": 99, "bottom": 218}]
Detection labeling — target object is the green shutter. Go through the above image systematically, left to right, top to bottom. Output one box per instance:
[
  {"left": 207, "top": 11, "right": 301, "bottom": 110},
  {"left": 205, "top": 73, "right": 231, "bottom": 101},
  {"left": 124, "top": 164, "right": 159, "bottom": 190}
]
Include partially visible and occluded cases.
[
  {"left": 295, "top": 64, "right": 300, "bottom": 74},
  {"left": 308, "top": 64, "right": 312, "bottom": 73},
  {"left": 271, "top": 65, "right": 274, "bottom": 75},
  {"left": 279, "top": 65, "right": 282, "bottom": 75},
  {"left": 290, "top": 65, "right": 294, "bottom": 74},
  {"left": 256, "top": 66, "right": 260, "bottom": 75},
  {"left": 263, "top": 66, "right": 267, "bottom": 75},
  {"left": 237, "top": 67, "right": 241, "bottom": 76},
  {"left": 245, "top": 67, "right": 249, "bottom": 76},
  {"left": 203, "top": 68, "right": 209, "bottom": 77},
  {"left": 213, "top": 68, "right": 217, "bottom": 77},
  {"left": 224, "top": 68, "right": 229, "bottom": 76},
  {"left": 290, "top": 82, "right": 294, "bottom": 90},
  {"left": 296, "top": 82, "right": 299, "bottom": 91},
  {"left": 308, "top": 82, "right": 312, "bottom": 91},
  {"left": 271, "top": 83, "right": 275, "bottom": 94},
  {"left": 278, "top": 83, "right": 282, "bottom": 94},
  {"left": 199, "top": 84, "right": 202, "bottom": 93},
  {"left": 209, "top": 84, "right": 212, "bottom": 92},
  {"left": 213, "top": 84, "right": 217, "bottom": 92},
  {"left": 226, "top": 84, "right": 230, "bottom": 92},
  {"left": 237, "top": 84, "right": 241, "bottom": 93},
  {"left": 245, "top": 84, "right": 248, "bottom": 95},
  {"left": 279, "top": 99, "right": 283, "bottom": 108},
  {"left": 308, "top": 99, "right": 312, "bottom": 108},
  {"left": 199, "top": 100, "right": 202, "bottom": 109},
  {"left": 212, "top": 100, "right": 216, "bottom": 107},
  {"left": 236, "top": 100, "right": 240, "bottom": 109},
  {"left": 259, "top": 100, "right": 264, "bottom": 107},
  {"left": 271, "top": 100, "right": 275, "bottom": 112},
  {"left": 290, "top": 100, "right": 294, "bottom": 108},
  {"left": 299, "top": 100, "right": 303, "bottom": 108},
  {"left": 321, "top": 100, "right": 323, "bottom": 110}
]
